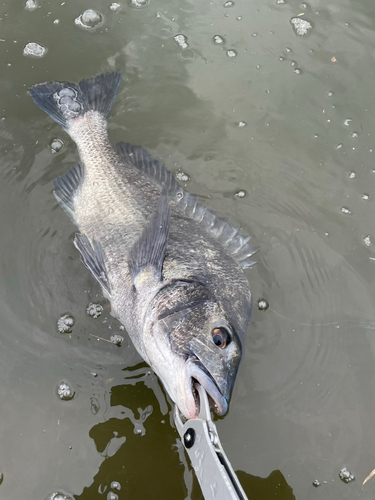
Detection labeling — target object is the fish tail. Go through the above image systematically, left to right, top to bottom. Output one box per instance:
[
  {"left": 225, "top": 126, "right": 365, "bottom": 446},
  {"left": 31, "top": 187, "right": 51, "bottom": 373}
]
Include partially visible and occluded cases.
[{"left": 29, "top": 72, "right": 121, "bottom": 130}]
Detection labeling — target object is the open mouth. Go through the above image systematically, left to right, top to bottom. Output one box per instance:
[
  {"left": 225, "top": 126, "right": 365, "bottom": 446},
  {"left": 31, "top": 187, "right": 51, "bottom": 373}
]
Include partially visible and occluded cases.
[{"left": 183, "top": 358, "right": 228, "bottom": 418}]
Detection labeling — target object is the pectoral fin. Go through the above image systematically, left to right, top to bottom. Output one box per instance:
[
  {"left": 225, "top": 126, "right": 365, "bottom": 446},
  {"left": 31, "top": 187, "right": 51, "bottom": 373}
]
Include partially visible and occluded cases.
[{"left": 129, "top": 190, "right": 170, "bottom": 289}]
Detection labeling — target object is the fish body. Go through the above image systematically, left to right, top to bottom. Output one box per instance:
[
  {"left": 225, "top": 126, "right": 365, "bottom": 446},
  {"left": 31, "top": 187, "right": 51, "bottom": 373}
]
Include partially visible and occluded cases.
[{"left": 30, "top": 73, "right": 257, "bottom": 418}]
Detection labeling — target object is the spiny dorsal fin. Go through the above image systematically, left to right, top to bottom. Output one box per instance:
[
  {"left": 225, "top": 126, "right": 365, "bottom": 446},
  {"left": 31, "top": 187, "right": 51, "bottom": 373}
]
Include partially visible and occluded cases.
[
  {"left": 116, "top": 141, "right": 259, "bottom": 269},
  {"left": 53, "top": 161, "right": 84, "bottom": 223},
  {"left": 128, "top": 189, "right": 171, "bottom": 286},
  {"left": 74, "top": 234, "right": 110, "bottom": 293}
]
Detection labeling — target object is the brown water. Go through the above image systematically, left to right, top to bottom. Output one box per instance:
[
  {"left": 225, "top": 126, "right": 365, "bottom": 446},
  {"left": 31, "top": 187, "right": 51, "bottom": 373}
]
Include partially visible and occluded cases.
[{"left": 0, "top": 0, "right": 375, "bottom": 499}]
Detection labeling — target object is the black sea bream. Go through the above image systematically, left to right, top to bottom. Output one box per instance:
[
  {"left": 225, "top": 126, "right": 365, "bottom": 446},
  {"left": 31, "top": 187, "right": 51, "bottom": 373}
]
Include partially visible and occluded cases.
[{"left": 30, "top": 73, "right": 257, "bottom": 418}]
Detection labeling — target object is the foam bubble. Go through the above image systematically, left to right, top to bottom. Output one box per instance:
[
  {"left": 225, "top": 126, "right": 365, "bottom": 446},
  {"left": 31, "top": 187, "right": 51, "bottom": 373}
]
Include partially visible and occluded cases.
[
  {"left": 25, "top": 0, "right": 37, "bottom": 10},
  {"left": 75, "top": 9, "right": 103, "bottom": 30},
  {"left": 291, "top": 17, "right": 312, "bottom": 36},
  {"left": 173, "top": 34, "right": 189, "bottom": 49},
  {"left": 23, "top": 42, "right": 47, "bottom": 58},
  {"left": 226, "top": 49, "right": 237, "bottom": 57},
  {"left": 50, "top": 138, "right": 64, "bottom": 154},
  {"left": 86, "top": 303, "right": 103, "bottom": 318},
  {"left": 57, "top": 314, "right": 75, "bottom": 334},
  {"left": 57, "top": 382, "right": 75, "bottom": 401}
]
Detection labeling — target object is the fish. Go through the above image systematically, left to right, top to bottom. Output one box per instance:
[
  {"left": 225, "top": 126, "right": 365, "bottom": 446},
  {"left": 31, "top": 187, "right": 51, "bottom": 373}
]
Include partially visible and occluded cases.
[{"left": 29, "top": 72, "right": 258, "bottom": 419}]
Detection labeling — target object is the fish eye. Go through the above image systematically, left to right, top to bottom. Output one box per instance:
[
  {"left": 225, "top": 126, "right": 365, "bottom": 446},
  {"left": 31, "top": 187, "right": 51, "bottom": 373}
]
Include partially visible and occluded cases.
[{"left": 212, "top": 327, "right": 230, "bottom": 348}]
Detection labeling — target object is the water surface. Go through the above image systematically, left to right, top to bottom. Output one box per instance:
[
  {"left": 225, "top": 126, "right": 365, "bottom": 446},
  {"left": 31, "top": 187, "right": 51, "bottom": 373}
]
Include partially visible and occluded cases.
[{"left": 0, "top": 0, "right": 375, "bottom": 499}]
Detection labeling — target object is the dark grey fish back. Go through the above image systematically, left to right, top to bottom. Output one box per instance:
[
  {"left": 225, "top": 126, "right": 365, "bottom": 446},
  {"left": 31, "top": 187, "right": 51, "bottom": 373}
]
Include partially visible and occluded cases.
[{"left": 116, "top": 142, "right": 259, "bottom": 269}]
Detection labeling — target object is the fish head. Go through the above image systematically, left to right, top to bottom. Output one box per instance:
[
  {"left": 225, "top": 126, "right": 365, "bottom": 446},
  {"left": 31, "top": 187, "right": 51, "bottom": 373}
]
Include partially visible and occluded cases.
[{"left": 143, "top": 280, "right": 247, "bottom": 419}]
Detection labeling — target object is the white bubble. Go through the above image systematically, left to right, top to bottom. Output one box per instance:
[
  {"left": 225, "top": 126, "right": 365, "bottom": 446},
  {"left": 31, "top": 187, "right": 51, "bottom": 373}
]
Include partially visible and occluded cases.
[
  {"left": 25, "top": 0, "right": 37, "bottom": 10},
  {"left": 130, "top": 0, "right": 149, "bottom": 7},
  {"left": 224, "top": 0, "right": 234, "bottom": 6},
  {"left": 75, "top": 9, "right": 103, "bottom": 30},
  {"left": 291, "top": 17, "right": 312, "bottom": 36},
  {"left": 53, "top": 19, "right": 60, "bottom": 24},
  {"left": 173, "top": 34, "right": 189, "bottom": 49},
  {"left": 213, "top": 35, "right": 225, "bottom": 44},
  {"left": 23, "top": 42, "right": 47, "bottom": 58},
  {"left": 226, "top": 49, "right": 237, "bottom": 57},
  {"left": 344, "top": 118, "right": 352, "bottom": 126},
  {"left": 238, "top": 121, "right": 246, "bottom": 127},
  {"left": 351, "top": 132, "right": 358, "bottom": 138},
  {"left": 50, "top": 138, "right": 64, "bottom": 154},
  {"left": 175, "top": 171, "right": 190, "bottom": 182},
  {"left": 349, "top": 171, "right": 356, "bottom": 179},
  {"left": 235, "top": 190, "right": 246, "bottom": 198},
  {"left": 362, "top": 194, "right": 369, "bottom": 200},
  {"left": 364, "top": 235, "right": 372, "bottom": 246},
  {"left": 110, "top": 334, "right": 124, "bottom": 345},
  {"left": 57, "top": 382, "right": 74, "bottom": 401}
]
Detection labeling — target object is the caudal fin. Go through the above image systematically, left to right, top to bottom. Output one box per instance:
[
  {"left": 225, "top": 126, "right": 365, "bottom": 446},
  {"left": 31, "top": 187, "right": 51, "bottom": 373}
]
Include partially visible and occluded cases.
[{"left": 29, "top": 72, "right": 121, "bottom": 130}]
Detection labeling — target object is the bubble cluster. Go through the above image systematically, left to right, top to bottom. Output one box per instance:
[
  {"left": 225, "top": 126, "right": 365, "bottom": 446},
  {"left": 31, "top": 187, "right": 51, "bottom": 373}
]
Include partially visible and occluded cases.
[
  {"left": 25, "top": 0, "right": 37, "bottom": 10},
  {"left": 130, "top": 0, "right": 149, "bottom": 7},
  {"left": 110, "top": 2, "right": 121, "bottom": 10},
  {"left": 75, "top": 9, "right": 103, "bottom": 30},
  {"left": 291, "top": 17, "right": 312, "bottom": 36},
  {"left": 173, "top": 34, "right": 189, "bottom": 49},
  {"left": 213, "top": 35, "right": 225, "bottom": 44},
  {"left": 23, "top": 42, "right": 47, "bottom": 58},
  {"left": 226, "top": 49, "right": 237, "bottom": 58},
  {"left": 53, "top": 87, "right": 82, "bottom": 119},
  {"left": 238, "top": 121, "right": 246, "bottom": 127},
  {"left": 50, "top": 138, "right": 64, "bottom": 154},
  {"left": 175, "top": 171, "right": 190, "bottom": 182},
  {"left": 235, "top": 190, "right": 246, "bottom": 198},
  {"left": 341, "top": 207, "right": 351, "bottom": 214},
  {"left": 364, "top": 235, "right": 372, "bottom": 247},
  {"left": 258, "top": 299, "right": 269, "bottom": 311},
  {"left": 86, "top": 303, "right": 103, "bottom": 318},
  {"left": 57, "top": 313, "right": 75, "bottom": 334},
  {"left": 110, "top": 334, "right": 124, "bottom": 346},
  {"left": 57, "top": 382, "right": 75, "bottom": 401},
  {"left": 339, "top": 467, "right": 355, "bottom": 483}
]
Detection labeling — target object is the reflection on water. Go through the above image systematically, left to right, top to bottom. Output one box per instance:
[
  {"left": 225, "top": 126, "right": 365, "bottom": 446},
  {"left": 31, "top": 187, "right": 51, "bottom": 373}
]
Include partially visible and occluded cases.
[{"left": 0, "top": 0, "right": 375, "bottom": 499}]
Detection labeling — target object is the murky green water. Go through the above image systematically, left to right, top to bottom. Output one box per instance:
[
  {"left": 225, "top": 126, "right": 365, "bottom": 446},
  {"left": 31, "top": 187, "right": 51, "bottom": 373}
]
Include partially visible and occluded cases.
[{"left": 1, "top": 0, "right": 375, "bottom": 499}]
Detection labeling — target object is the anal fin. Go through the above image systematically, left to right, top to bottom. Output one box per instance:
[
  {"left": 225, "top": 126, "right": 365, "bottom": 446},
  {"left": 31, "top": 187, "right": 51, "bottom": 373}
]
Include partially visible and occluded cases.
[
  {"left": 53, "top": 162, "right": 84, "bottom": 223},
  {"left": 74, "top": 233, "right": 110, "bottom": 294}
]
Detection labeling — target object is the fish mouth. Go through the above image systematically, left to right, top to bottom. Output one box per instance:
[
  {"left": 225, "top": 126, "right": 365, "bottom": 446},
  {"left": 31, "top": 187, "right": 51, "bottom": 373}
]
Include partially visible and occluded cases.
[{"left": 183, "top": 358, "right": 228, "bottom": 419}]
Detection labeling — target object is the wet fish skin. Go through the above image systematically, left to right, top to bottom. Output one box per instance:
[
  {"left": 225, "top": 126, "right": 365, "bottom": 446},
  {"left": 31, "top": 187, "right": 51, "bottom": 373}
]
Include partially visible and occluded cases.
[{"left": 29, "top": 72, "right": 255, "bottom": 419}]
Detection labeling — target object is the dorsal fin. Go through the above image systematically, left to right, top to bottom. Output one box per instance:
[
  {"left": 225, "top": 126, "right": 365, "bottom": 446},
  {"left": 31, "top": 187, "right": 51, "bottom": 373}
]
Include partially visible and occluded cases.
[{"left": 116, "top": 142, "right": 259, "bottom": 268}]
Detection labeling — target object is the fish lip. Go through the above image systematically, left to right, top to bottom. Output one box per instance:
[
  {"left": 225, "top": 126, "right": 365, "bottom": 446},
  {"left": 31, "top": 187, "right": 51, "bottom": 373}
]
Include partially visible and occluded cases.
[{"left": 184, "top": 358, "right": 228, "bottom": 419}]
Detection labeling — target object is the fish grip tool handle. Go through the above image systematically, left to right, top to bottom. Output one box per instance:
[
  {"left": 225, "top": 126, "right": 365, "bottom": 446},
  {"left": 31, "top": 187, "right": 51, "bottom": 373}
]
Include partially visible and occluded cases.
[{"left": 174, "top": 384, "right": 248, "bottom": 500}]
